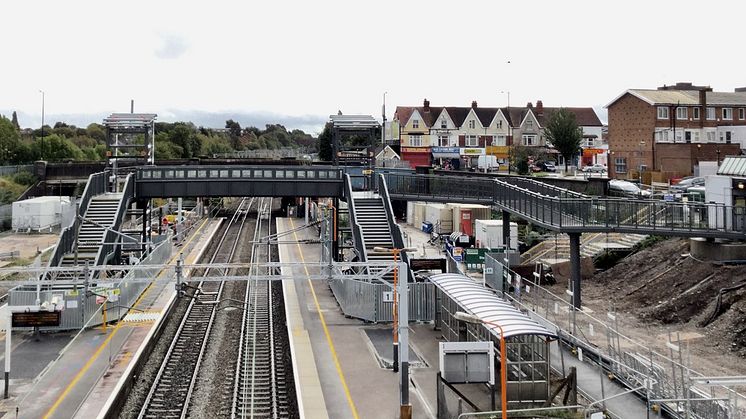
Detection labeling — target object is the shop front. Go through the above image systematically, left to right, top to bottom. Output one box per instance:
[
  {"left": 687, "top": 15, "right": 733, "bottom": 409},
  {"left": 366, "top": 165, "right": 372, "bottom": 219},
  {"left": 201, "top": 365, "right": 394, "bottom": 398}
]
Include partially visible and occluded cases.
[
  {"left": 487, "top": 145, "right": 510, "bottom": 171},
  {"left": 432, "top": 146, "right": 461, "bottom": 170},
  {"left": 401, "top": 147, "right": 432, "bottom": 169},
  {"left": 460, "top": 147, "right": 485, "bottom": 169},
  {"left": 582, "top": 147, "right": 607, "bottom": 167}
]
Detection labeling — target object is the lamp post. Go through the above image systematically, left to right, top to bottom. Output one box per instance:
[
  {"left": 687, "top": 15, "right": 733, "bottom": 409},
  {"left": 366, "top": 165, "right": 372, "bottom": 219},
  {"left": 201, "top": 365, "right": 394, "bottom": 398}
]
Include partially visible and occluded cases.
[
  {"left": 39, "top": 89, "right": 45, "bottom": 159},
  {"left": 382, "top": 91, "right": 387, "bottom": 146},
  {"left": 500, "top": 91, "right": 511, "bottom": 174},
  {"left": 638, "top": 140, "right": 646, "bottom": 185},
  {"left": 717, "top": 147, "right": 721, "bottom": 166},
  {"left": 372, "top": 246, "right": 417, "bottom": 419},
  {"left": 453, "top": 311, "right": 508, "bottom": 419}
]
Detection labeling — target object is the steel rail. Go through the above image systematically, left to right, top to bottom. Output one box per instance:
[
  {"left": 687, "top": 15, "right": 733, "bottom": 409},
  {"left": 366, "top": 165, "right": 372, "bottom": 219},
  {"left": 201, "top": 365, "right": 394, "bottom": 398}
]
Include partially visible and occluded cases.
[{"left": 137, "top": 198, "right": 253, "bottom": 419}]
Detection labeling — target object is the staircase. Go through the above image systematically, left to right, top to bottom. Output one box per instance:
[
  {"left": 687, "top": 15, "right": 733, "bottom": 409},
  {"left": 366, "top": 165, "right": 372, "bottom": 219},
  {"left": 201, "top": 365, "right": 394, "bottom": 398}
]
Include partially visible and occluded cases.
[
  {"left": 59, "top": 194, "right": 122, "bottom": 267},
  {"left": 353, "top": 196, "right": 398, "bottom": 279},
  {"left": 521, "top": 232, "right": 648, "bottom": 265}
]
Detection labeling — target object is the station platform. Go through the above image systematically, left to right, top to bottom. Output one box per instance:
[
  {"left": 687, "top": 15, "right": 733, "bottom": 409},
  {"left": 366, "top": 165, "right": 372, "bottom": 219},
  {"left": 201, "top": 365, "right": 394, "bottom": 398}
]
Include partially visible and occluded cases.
[{"left": 0, "top": 217, "right": 223, "bottom": 419}]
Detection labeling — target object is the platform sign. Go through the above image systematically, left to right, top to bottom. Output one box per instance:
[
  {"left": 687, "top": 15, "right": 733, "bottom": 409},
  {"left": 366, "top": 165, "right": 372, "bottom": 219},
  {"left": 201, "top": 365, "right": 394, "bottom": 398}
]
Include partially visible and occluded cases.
[
  {"left": 409, "top": 258, "right": 447, "bottom": 272},
  {"left": 12, "top": 311, "right": 61, "bottom": 328}
]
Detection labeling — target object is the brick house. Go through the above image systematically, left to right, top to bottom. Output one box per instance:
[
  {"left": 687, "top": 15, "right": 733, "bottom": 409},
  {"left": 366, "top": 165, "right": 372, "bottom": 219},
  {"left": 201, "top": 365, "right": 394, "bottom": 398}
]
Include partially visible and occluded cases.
[
  {"left": 606, "top": 82, "right": 746, "bottom": 180},
  {"left": 393, "top": 99, "right": 601, "bottom": 169}
]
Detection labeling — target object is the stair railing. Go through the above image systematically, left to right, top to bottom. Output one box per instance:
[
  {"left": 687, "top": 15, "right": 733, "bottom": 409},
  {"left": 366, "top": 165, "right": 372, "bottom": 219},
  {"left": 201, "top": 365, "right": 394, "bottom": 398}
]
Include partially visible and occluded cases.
[
  {"left": 46, "top": 171, "right": 108, "bottom": 270},
  {"left": 95, "top": 173, "right": 135, "bottom": 267},
  {"left": 344, "top": 174, "right": 368, "bottom": 262},
  {"left": 378, "top": 174, "right": 412, "bottom": 281}
]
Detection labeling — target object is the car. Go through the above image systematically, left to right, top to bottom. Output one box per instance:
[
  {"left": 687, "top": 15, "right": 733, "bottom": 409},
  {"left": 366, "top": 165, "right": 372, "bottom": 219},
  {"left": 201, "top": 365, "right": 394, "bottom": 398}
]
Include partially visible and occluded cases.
[
  {"left": 539, "top": 161, "right": 557, "bottom": 172},
  {"left": 582, "top": 164, "right": 607, "bottom": 173},
  {"left": 670, "top": 176, "right": 704, "bottom": 193},
  {"left": 608, "top": 179, "right": 652, "bottom": 197}
]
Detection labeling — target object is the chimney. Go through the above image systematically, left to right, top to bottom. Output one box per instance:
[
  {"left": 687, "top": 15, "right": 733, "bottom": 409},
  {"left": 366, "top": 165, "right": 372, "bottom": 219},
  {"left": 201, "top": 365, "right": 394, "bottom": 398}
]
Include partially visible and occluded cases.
[
  {"left": 423, "top": 98, "right": 430, "bottom": 112},
  {"left": 471, "top": 100, "right": 478, "bottom": 109},
  {"left": 536, "top": 100, "right": 544, "bottom": 115},
  {"left": 527, "top": 102, "right": 533, "bottom": 108}
]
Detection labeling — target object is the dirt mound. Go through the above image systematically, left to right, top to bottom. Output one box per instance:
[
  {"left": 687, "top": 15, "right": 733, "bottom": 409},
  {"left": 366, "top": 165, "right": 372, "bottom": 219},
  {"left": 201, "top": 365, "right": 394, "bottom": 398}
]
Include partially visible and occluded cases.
[{"left": 587, "top": 238, "right": 746, "bottom": 356}]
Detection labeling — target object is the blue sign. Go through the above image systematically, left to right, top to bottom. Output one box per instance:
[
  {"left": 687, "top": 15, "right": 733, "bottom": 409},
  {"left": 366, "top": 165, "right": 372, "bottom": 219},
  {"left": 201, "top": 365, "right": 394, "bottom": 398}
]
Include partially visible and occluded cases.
[{"left": 432, "top": 147, "right": 460, "bottom": 153}]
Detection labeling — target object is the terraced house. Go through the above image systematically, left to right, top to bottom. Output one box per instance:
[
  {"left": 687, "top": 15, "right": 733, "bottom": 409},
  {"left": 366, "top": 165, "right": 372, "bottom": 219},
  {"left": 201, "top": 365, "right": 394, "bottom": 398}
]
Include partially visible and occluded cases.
[
  {"left": 607, "top": 82, "right": 746, "bottom": 180},
  {"left": 392, "top": 99, "right": 602, "bottom": 170}
]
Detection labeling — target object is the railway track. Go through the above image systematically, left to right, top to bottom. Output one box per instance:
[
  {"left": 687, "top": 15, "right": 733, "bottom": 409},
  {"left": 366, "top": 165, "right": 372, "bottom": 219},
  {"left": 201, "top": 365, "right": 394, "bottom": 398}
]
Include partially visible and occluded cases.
[
  {"left": 137, "top": 198, "right": 254, "bottom": 419},
  {"left": 232, "top": 200, "right": 295, "bottom": 418}
]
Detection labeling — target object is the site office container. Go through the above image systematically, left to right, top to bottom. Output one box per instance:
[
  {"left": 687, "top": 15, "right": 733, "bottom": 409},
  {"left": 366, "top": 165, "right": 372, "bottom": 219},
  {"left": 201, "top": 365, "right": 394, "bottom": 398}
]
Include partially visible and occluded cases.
[
  {"left": 12, "top": 196, "right": 72, "bottom": 232},
  {"left": 425, "top": 203, "right": 453, "bottom": 234},
  {"left": 447, "top": 203, "right": 491, "bottom": 237},
  {"left": 474, "top": 219, "right": 518, "bottom": 250}
]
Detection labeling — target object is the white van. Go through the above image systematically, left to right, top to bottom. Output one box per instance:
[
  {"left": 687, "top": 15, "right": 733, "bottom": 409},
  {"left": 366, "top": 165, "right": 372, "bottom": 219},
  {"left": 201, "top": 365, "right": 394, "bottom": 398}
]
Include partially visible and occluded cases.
[{"left": 477, "top": 155, "right": 499, "bottom": 171}]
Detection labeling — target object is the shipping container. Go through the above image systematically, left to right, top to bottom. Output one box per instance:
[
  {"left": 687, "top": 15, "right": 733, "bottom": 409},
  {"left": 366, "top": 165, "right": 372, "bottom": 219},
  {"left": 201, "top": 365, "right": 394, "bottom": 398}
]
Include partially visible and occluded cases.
[
  {"left": 12, "top": 196, "right": 73, "bottom": 232},
  {"left": 425, "top": 203, "right": 453, "bottom": 234},
  {"left": 447, "top": 203, "right": 491, "bottom": 236},
  {"left": 474, "top": 219, "right": 518, "bottom": 250}
]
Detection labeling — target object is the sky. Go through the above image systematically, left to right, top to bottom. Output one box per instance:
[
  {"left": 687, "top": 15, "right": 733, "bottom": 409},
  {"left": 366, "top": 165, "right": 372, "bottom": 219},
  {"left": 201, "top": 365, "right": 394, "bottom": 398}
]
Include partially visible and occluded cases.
[{"left": 2, "top": 0, "right": 745, "bottom": 134}]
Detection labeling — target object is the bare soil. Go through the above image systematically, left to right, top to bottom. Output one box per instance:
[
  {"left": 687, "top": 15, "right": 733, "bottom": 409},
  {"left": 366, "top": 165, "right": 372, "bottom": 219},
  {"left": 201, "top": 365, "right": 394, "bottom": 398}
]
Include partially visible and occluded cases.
[{"left": 554, "top": 237, "right": 746, "bottom": 376}]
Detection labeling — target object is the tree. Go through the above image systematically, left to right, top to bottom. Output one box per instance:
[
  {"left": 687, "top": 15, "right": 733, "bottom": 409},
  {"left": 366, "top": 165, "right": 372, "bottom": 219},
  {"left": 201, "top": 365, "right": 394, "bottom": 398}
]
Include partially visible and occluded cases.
[
  {"left": 543, "top": 108, "right": 583, "bottom": 172},
  {"left": 11, "top": 112, "right": 20, "bottom": 131},
  {"left": 0, "top": 116, "right": 22, "bottom": 163},
  {"left": 225, "top": 119, "right": 242, "bottom": 149},
  {"left": 317, "top": 122, "right": 333, "bottom": 162},
  {"left": 169, "top": 123, "right": 200, "bottom": 158}
]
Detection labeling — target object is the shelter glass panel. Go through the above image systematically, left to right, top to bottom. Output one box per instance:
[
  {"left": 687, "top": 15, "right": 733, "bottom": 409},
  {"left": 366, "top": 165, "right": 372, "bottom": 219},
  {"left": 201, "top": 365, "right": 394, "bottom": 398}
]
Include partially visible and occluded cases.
[
  {"left": 187, "top": 170, "right": 196, "bottom": 178},
  {"left": 210, "top": 170, "right": 219, "bottom": 178},
  {"left": 254, "top": 170, "right": 263, "bottom": 178}
]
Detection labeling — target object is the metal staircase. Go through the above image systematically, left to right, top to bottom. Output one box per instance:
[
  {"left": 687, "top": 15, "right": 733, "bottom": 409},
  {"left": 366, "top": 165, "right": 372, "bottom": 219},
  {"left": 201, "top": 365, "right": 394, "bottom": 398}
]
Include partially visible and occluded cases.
[
  {"left": 59, "top": 194, "right": 121, "bottom": 267},
  {"left": 355, "top": 197, "right": 396, "bottom": 272}
]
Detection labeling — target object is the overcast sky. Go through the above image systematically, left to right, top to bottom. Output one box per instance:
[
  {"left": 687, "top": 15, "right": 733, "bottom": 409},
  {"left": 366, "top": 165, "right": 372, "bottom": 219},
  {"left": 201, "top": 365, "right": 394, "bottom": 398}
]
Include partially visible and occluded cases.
[{"left": 2, "top": 0, "right": 744, "bottom": 134}]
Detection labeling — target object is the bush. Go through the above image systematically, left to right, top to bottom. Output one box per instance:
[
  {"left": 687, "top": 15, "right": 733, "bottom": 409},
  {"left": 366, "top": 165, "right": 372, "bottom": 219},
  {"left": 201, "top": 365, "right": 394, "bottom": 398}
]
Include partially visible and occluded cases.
[{"left": 11, "top": 171, "right": 36, "bottom": 186}]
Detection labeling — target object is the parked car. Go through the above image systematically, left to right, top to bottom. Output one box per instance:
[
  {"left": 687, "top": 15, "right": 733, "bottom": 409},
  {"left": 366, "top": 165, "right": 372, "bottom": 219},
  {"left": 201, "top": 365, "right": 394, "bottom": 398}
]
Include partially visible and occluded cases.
[
  {"left": 539, "top": 161, "right": 557, "bottom": 172},
  {"left": 582, "top": 164, "right": 607, "bottom": 173},
  {"left": 670, "top": 176, "right": 704, "bottom": 193},
  {"left": 608, "top": 179, "right": 651, "bottom": 197}
]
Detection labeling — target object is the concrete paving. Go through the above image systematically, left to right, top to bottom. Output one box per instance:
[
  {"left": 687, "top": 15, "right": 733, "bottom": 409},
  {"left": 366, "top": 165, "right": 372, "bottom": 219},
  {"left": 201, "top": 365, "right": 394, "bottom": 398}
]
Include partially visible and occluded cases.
[{"left": 0, "top": 217, "right": 222, "bottom": 419}]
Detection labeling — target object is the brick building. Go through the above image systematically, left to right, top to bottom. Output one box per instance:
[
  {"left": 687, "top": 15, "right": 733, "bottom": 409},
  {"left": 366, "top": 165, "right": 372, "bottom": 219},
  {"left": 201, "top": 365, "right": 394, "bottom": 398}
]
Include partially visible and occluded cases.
[{"left": 606, "top": 82, "right": 746, "bottom": 180}]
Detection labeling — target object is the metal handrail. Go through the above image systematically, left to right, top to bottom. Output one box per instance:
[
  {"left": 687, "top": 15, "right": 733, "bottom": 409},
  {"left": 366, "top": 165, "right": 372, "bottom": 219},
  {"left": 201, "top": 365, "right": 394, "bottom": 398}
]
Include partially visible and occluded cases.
[
  {"left": 46, "top": 171, "right": 108, "bottom": 269},
  {"left": 95, "top": 173, "right": 135, "bottom": 267},
  {"left": 386, "top": 173, "right": 746, "bottom": 239},
  {"left": 343, "top": 174, "right": 367, "bottom": 262},
  {"left": 378, "top": 174, "right": 411, "bottom": 279}
]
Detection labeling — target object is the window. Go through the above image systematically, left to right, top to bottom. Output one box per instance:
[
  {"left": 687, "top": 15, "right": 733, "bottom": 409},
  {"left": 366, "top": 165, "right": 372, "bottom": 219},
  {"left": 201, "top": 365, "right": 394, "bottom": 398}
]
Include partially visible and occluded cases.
[
  {"left": 657, "top": 106, "right": 669, "bottom": 119},
  {"left": 676, "top": 107, "right": 687, "bottom": 120},
  {"left": 692, "top": 107, "right": 700, "bottom": 120},
  {"left": 707, "top": 107, "right": 716, "bottom": 120},
  {"left": 723, "top": 108, "right": 733, "bottom": 120},
  {"left": 740, "top": 108, "right": 746, "bottom": 120},
  {"left": 412, "top": 119, "right": 419, "bottom": 129},
  {"left": 440, "top": 119, "right": 447, "bottom": 129},
  {"left": 525, "top": 119, "right": 533, "bottom": 129},
  {"left": 468, "top": 120, "right": 476, "bottom": 129},
  {"left": 497, "top": 120, "right": 503, "bottom": 129},
  {"left": 675, "top": 130, "right": 684, "bottom": 142},
  {"left": 685, "top": 131, "right": 692, "bottom": 142},
  {"left": 693, "top": 131, "right": 700, "bottom": 142},
  {"left": 707, "top": 131, "right": 716, "bottom": 142},
  {"left": 726, "top": 131, "right": 732, "bottom": 143},
  {"left": 522, "top": 134, "right": 537, "bottom": 146},
  {"left": 410, "top": 135, "right": 422, "bottom": 146},
  {"left": 438, "top": 135, "right": 449, "bottom": 147},
  {"left": 465, "top": 135, "right": 478, "bottom": 146},
  {"left": 586, "top": 137, "right": 595, "bottom": 147},
  {"left": 615, "top": 157, "right": 627, "bottom": 174}
]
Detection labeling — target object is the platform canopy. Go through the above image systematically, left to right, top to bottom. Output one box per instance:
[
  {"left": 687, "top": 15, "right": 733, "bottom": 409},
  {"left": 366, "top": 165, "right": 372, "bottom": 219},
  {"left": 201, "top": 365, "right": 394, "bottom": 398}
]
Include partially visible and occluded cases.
[
  {"left": 103, "top": 113, "right": 157, "bottom": 129},
  {"left": 329, "top": 114, "right": 380, "bottom": 130},
  {"left": 430, "top": 273, "right": 556, "bottom": 339}
]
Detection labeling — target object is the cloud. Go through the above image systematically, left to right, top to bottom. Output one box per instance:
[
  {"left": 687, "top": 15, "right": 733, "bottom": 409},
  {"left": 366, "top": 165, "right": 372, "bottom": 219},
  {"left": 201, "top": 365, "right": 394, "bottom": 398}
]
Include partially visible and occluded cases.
[{"left": 154, "top": 34, "right": 189, "bottom": 60}]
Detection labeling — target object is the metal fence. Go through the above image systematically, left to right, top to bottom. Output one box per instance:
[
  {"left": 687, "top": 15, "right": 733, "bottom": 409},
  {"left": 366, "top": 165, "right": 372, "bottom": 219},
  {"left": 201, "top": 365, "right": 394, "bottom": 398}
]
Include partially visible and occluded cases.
[
  {"left": 0, "top": 165, "right": 33, "bottom": 177},
  {"left": 385, "top": 173, "right": 746, "bottom": 239},
  {"left": 9, "top": 239, "right": 173, "bottom": 331},
  {"left": 484, "top": 256, "right": 745, "bottom": 419},
  {"left": 328, "top": 276, "right": 435, "bottom": 323}
]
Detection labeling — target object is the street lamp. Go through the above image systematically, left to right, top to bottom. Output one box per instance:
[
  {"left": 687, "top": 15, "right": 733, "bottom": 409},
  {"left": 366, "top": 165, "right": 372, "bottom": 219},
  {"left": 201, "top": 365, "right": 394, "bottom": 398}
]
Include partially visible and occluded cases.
[
  {"left": 39, "top": 89, "right": 45, "bottom": 159},
  {"left": 500, "top": 91, "right": 511, "bottom": 174},
  {"left": 638, "top": 140, "right": 646, "bottom": 185},
  {"left": 372, "top": 245, "right": 417, "bottom": 419},
  {"left": 453, "top": 311, "right": 508, "bottom": 419}
]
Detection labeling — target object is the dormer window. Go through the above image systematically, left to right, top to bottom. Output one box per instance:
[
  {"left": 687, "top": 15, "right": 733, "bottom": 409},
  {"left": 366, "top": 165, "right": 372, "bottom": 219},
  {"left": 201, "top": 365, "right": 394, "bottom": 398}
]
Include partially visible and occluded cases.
[
  {"left": 412, "top": 119, "right": 419, "bottom": 129},
  {"left": 440, "top": 119, "right": 447, "bottom": 129},
  {"left": 526, "top": 119, "right": 533, "bottom": 128},
  {"left": 468, "top": 120, "right": 475, "bottom": 129},
  {"left": 497, "top": 120, "right": 503, "bottom": 129}
]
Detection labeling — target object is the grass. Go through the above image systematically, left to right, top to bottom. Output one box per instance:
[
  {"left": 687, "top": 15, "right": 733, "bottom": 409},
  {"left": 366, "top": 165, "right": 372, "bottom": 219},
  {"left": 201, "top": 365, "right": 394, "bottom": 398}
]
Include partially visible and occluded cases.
[{"left": 0, "top": 176, "right": 29, "bottom": 205}]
